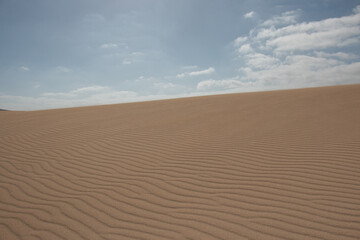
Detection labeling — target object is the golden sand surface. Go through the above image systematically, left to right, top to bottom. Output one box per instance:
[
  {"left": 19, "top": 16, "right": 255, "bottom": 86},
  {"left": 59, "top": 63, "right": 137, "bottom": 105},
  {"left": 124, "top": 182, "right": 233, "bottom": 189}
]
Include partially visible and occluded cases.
[{"left": 1, "top": 84, "right": 360, "bottom": 239}]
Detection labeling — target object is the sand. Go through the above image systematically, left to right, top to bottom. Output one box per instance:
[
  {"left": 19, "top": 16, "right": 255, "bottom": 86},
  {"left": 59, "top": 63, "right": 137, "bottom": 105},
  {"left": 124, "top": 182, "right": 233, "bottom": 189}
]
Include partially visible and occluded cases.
[{"left": 1, "top": 84, "right": 360, "bottom": 240}]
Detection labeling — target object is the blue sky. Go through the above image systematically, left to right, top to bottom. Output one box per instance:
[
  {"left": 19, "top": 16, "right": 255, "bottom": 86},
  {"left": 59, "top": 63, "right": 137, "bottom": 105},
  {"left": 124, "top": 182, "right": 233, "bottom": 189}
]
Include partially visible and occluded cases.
[{"left": 1, "top": 0, "right": 359, "bottom": 110}]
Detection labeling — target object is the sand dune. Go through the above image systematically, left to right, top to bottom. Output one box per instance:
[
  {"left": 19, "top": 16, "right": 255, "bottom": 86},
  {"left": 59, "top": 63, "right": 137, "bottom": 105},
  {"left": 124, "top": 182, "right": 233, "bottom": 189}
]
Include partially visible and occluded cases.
[{"left": 1, "top": 84, "right": 360, "bottom": 239}]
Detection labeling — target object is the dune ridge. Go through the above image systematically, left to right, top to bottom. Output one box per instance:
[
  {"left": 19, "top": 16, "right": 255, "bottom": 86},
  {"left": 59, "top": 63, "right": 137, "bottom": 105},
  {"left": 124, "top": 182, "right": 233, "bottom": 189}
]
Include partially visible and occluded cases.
[{"left": 1, "top": 84, "right": 360, "bottom": 239}]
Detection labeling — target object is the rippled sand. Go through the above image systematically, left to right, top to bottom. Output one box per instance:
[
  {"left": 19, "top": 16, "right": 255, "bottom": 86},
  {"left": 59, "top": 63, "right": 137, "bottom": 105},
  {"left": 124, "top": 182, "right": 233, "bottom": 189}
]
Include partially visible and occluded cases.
[{"left": 1, "top": 84, "right": 360, "bottom": 240}]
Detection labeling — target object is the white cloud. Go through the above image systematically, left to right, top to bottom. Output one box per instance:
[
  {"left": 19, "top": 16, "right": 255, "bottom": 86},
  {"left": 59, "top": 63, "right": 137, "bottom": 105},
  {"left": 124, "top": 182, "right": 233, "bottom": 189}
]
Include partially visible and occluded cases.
[
  {"left": 230, "top": 5, "right": 360, "bottom": 91},
  {"left": 354, "top": 5, "right": 360, "bottom": 14},
  {"left": 255, "top": 9, "right": 360, "bottom": 53},
  {"left": 262, "top": 10, "right": 300, "bottom": 27},
  {"left": 244, "top": 11, "right": 255, "bottom": 19},
  {"left": 257, "top": 14, "right": 360, "bottom": 40},
  {"left": 266, "top": 26, "right": 360, "bottom": 52},
  {"left": 233, "top": 36, "right": 248, "bottom": 47},
  {"left": 100, "top": 43, "right": 119, "bottom": 49},
  {"left": 238, "top": 44, "right": 253, "bottom": 54},
  {"left": 314, "top": 51, "right": 358, "bottom": 60},
  {"left": 246, "top": 53, "right": 280, "bottom": 69},
  {"left": 199, "top": 58, "right": 360, "bottom": 93},
  {"left": 239, "top": 58, "right": 360, "bottom": 89},
  {"left": 20, "top": 66, "right": 29, "bottom": 71},
  {"left": 176, "top": 67, "right": 215, "bottom": 78},
  {"left": 189, "top": 67, "right": 215, "bottom": 76},
  {"left": 176, "top": 73, "right": 187, "bottom": 78},
  {"left": 134, "top": 75, "right": 155, "bottom": 82},
  {"left": 197, "top": 77, "right": 260, "bottom": 91},
  {"left": 197, "top": 79, "right": 242, "bottom": 90},
  {"left": 0, "top": 85, "right": 202, "bottom": 111},
  {"left": 43, "top": 85, "right": 109, "bottom": 97},
  {"left": 1, "top": 86, "right": 138, "bottom": 110},
  {"left": 72, "top": 86, "right": 109, "bottom": 94}
]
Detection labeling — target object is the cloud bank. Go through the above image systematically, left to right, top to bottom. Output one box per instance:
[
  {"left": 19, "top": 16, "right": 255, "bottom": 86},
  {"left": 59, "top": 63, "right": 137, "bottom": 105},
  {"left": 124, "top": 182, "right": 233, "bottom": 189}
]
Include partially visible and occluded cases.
[
  {"left": 199, "top": 5, "right": 360, "bottom": 91},
  {"left": 0, "top": 84, "right": 204, "bottom": 111}
]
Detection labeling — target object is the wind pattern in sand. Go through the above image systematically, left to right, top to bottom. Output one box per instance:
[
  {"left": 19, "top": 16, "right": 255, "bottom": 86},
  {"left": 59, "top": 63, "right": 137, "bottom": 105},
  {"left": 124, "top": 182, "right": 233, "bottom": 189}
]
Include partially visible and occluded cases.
[{"left": 1, "top": 84, "right": 360, "bottom": 239}]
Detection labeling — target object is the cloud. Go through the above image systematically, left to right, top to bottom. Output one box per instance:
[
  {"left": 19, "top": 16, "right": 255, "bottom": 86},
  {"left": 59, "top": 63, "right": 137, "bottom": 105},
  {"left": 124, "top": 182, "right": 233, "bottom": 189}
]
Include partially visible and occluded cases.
[
  {"left": 229, "top": 5, "right": 360, "bottom": 91},
  {"left": 354, "top": 5, "right": 360, "bottom": 14},
  {"left": 255, "top": 9, "right": 360, "bottom": 52},
  {"left": 261, "top": 10, "right": 300, "bottom": 26},
  {"left": 244, "top": 11, "right": 255, "bottom": 19},
  {"left": 265, "top": 27, "right": 360, "bottom": 52},
  {"left": 233, "top": 36, "right": 248, "bottom": 47},
  {"left": 100, "top": 43, "right": 119, "bottom": 49},
  {"left": 237, "top": 44, "right": 253, "bottom": 54},
  {"left": 314, "top": 51, "right": 358, "bottom": 60},
  {"left": 246, "top": 53, "right": 280, "bottom": 69},
  {"left": 239, "top": 58, "right": 360, "bottom": 89},
  {"left": 20, "top": 66, "right": 29, "bottom": 71},
  {"left": 176, "top": 67, "right": 215, "bottom": 78},
  {"left": 189, "top": 67, "right": 215, "bottom": 76},
  {"left": 176, "top": 73, "right": 187, "bottom": 78},
  {"left": 134, "top": 75, "right": 155, "bottom": 83},
  {"left": 197, "top": 77, "right": 260, "bottom": 91},
  {"left": 197, "top": 79, "right": 242, "bottom": 90},
  {"left": 0, "top": 85, "right": 199, "bottom": 111},
  {"left": 43, "top": 85, "right": 110, "bottom": 97},
  {"left": 1, "top": 86, "right": 137, "bottom": 110},
  {"left": 72, "top": 86, "right": 109, "bottom": 94}
]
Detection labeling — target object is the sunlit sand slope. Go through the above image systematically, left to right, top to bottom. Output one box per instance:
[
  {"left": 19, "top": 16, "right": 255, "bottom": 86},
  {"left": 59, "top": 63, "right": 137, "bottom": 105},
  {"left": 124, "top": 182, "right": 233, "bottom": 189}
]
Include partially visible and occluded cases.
[{"left": 1, "top": 84, "right": 360, "bottom": 240}]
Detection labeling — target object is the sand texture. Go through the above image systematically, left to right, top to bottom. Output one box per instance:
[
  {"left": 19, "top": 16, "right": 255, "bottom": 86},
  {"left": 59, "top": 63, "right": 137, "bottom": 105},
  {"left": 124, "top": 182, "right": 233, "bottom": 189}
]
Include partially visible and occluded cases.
[{"left": 1, "top": 84, "right": 360, "bottom": 240}]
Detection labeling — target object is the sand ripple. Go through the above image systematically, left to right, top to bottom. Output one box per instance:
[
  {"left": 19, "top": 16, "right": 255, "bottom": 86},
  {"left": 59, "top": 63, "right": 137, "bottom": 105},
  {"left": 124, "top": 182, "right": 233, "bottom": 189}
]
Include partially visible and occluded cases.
[{"left": 1, "top": 84, "right": 360, "bottom": 239}]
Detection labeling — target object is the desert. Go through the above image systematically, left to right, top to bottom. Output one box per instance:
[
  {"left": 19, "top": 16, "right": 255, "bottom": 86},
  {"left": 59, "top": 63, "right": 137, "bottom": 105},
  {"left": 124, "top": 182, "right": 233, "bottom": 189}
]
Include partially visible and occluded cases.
[{"left": 1, "top": 84, "right": 360, "bottom": 239}]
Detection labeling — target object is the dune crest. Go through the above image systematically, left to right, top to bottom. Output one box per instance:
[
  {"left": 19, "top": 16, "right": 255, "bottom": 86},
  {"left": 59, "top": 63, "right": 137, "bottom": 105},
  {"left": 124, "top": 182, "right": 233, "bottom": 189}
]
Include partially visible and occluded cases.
[{"left": 1, "top": 84, "right": 360, "bottom": 239}]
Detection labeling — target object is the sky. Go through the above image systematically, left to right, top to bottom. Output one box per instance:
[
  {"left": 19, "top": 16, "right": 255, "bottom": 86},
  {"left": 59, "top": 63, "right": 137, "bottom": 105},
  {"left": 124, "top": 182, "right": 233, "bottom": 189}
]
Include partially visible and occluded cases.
[{"left": 0, "top": 0, "right": 359, "bottom": 110}]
